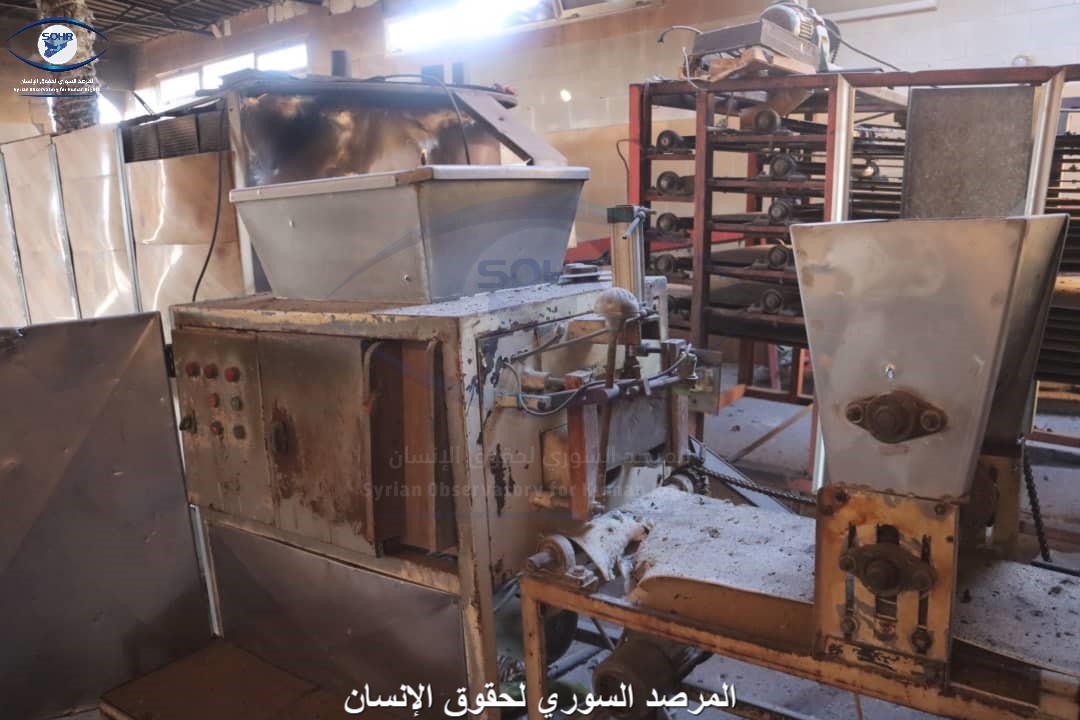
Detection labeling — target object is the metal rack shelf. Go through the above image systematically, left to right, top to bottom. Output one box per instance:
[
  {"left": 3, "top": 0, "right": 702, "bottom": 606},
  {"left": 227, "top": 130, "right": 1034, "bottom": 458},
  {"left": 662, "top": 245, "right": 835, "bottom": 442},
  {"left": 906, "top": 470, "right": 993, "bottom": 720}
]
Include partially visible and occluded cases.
[{"left": 629, "top": 65, "right": 1080, "bottom": 435}]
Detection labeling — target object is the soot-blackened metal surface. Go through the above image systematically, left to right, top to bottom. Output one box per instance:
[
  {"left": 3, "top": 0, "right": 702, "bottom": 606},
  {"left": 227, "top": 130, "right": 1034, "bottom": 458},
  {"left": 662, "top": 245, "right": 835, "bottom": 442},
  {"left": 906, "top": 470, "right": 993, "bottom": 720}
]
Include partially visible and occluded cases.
[{"left": 0, "top": 314, "right": 209, "bottom": 720}]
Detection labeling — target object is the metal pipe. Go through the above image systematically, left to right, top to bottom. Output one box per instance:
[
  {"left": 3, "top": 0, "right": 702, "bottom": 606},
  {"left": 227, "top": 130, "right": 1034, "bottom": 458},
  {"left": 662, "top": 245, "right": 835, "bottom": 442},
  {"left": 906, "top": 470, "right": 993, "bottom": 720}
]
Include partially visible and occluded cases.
[{"left": 608, "top": 204, "right": 647, "bottom": 301}]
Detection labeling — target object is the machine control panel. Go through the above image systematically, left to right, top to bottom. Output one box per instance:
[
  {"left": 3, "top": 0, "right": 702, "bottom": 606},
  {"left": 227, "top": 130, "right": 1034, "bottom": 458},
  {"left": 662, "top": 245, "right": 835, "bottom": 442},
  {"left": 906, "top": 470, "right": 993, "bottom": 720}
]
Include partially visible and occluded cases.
[{"left": 173, "top": 328, "right": 273, "bottom": 526}]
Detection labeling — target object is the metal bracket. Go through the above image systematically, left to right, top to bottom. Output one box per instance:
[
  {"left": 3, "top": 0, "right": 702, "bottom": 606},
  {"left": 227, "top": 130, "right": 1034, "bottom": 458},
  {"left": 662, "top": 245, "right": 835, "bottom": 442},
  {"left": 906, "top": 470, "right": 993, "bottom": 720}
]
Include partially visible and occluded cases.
[{"left": 844, "top": 390, "right": 946, "bottom": 444}]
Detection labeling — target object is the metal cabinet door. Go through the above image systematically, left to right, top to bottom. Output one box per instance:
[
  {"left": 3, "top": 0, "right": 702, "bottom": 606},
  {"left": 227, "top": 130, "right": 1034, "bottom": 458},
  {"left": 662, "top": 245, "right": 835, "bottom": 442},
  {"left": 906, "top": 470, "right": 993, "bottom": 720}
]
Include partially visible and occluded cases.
[
  {"left": 0, "top": 313, "right": 209, "bottom": 720},
  {"left": 256, "top": 332, "right": 376, "bottom": 554}
]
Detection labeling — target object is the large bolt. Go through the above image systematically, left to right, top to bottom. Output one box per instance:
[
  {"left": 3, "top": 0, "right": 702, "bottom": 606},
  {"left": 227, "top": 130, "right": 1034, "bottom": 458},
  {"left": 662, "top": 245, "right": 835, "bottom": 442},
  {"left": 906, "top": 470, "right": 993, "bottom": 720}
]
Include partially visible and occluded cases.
[
  {"left": 845, "top": 403, "right": 864, "bottom": 424},
  {"left": 871, "top": 405, "right": 900, "bottom": 434},
  {"left": 920, "top": 409, "right": 943, "bottom": 433},
  {"left": 838, "top": 553, "right": 857, "bottom": 573},
  {"left": 864, "top": 559, "right": 900, "bottom": 594},
  {"left": 911, "top": 566, "right": 935, "bottom": 592},
  {"left": 840, "top": 616, "right": 858, "bottom": 635},
  {"left": 911, "top": 627, "right": 933, "bottom": 654}
]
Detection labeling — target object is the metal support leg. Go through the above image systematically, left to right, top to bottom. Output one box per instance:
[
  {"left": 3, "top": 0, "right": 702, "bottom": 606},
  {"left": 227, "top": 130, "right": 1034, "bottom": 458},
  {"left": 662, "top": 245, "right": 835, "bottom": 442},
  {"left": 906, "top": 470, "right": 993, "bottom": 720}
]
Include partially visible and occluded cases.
[{"left": 523, "top": 592, "right": 548, "bottom": 720}]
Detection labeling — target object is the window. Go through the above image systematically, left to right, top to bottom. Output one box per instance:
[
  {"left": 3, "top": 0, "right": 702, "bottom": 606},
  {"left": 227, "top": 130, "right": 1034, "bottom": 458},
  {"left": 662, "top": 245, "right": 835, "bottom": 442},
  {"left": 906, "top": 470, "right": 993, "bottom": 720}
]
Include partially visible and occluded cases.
[
  {"left": 385, "top": 0, "right": 554, "bottom": 54},
  {"left": 154, "top": 43, "right": 308, "bottom": 113},
  {"left": 256, "top": 43, "right": 308, "bottom": 72},
  {"left": 203, "top": 53, "right": 254, "bottom": 90},
  {"left": 158, "top": 71, "right": 200, "bottom": 108},
  {"left": 96, "top": 95, "right": 122, "bottom": 124}
]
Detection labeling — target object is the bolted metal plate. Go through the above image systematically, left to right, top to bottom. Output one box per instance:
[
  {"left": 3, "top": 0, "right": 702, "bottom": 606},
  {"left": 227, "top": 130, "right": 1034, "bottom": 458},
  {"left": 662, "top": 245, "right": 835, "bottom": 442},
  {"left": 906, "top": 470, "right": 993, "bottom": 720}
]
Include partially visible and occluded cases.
[
  {"left": 791, "top": 217, "right": 1064, "bottom": 499},
  {"left": 0, "top": 314, "right": 209, "bottom": 720}
]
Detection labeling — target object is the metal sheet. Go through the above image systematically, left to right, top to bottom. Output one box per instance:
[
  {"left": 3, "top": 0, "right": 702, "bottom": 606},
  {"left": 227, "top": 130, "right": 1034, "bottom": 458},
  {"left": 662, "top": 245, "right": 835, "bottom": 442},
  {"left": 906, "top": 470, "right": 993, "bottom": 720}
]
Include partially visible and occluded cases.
[
  {"left": 902, "top": 86, "right": 1036, "bottom": 219},
  {"left": 236, "top": 92, "right": 503, "bottom": 186},
  {"left": 54, "top": 124, "right": 137, "bottom": 318},
  {"left": 2, "top": 135, "right": 79, "bottom": 322},
  {"left": 126, "top": 152, "right": 245, "bottom": 335},
  {"left": 0, "top": 154, "right": 28, "bottom": 326},
  {"left": 231, "top": 166, "right": 586, "bottom": 304},
  {"left": 984, "top": 215, "right": 1068, "bottom": 447},
  {"left": 791, "top": 217, "right": 1043, "bottom": 498},
  {"left": 0, "top": 314, "right": 209, "bottom": 720},
  {"left": 174, "top": 328, "right": 273, "bottom": 526},
  {"left": 256, "top": 332, "right": 375, "bottom": 554},
  {"left": 209, "top": 523, "right": 467, "bottom": 700}
]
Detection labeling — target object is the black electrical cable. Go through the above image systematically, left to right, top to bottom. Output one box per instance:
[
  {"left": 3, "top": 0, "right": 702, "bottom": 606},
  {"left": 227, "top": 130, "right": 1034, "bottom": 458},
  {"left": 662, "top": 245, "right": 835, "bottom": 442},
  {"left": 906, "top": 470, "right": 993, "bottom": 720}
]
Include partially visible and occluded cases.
[
  {"left": 839, "top": 38, "right": 904, "bottom": 72},
  {"left": 372, "top": 73, "right": 472, "bottom": 165},
  {"left": 191, "top": 106, "right": 227, "bottom": 302},
  {"left": 615, "top": 138, "right": 630, "bottom": 195},
  {"left": 1023, "top": 449, "right": 1052, "bottom": 562}
]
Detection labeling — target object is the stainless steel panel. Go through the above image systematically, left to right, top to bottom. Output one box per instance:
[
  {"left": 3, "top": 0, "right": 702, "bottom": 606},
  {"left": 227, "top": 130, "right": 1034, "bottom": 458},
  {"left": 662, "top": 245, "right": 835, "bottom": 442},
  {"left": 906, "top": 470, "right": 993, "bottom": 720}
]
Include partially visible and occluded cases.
[
  {"left": 902, "top": 86, "right": 1036, "bottom": 219},
  {"left": 54, "top": 124, "right": 137, "bottom": 317},
  {"left": 2, "top": 135, "right": 79, "bottom": 322},
  {"left": 127, "top": 152, "right": 245, "bottom": 336},
  {"left": 0, "top": 154, "right": 28, "bottom": 326},
  {"left": 231, "top": 165, "right": 587, "bottom": 303},
  {"left": 984, "top": 215, "right": 1068, "bottom": 447},
  {"left": 791, "top": 217, "right": 1059, "bottom": 499},
  {"left": 0, "top": 314, "right": 209, "bottom": 720},
  {"left": 173, "top": 328, "right": 274, "bottom": 525},
  {"left": 256, "top": 332, "right": 375, "bottom": 554},
  {"left": 209, "top": 524, "right": 467, "bottom": 700}
]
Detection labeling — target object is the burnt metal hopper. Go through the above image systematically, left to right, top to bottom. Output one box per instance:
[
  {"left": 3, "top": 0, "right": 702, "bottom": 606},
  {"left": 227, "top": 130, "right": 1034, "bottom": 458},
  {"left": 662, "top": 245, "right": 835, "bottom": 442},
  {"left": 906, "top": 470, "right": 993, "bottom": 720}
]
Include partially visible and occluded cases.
[
  {"left": 231, "top": 165, "right": 589, "bottom": 304},
  {"left": 791, "top": 215, "right": 1068, "bottom": 499}
]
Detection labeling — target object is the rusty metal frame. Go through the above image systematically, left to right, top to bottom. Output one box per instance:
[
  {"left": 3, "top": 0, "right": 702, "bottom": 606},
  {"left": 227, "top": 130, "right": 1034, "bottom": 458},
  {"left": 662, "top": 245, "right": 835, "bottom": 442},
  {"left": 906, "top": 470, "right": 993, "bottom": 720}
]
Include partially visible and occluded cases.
[
  {"left": 630, "top": 64, "right": 1078, "bottom": 491},
  {"left": 520, "top": 574, "right": 1080, "bottom": 720}
]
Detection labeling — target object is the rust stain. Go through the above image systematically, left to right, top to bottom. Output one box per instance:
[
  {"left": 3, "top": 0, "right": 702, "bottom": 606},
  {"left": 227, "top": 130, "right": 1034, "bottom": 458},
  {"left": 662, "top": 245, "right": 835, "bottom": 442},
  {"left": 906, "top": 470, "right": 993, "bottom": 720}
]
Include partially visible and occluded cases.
[
  {"left": 271, "top": 404, "right": 297, "bottom": 501},
  {"left": 489, "top": 444, "right": 515, "bottom": 516}
]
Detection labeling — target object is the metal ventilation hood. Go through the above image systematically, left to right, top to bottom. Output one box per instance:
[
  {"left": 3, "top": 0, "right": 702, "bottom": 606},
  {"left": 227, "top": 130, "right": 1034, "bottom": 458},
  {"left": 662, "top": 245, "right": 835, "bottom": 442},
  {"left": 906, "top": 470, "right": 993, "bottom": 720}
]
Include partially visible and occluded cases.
[
  {"left": 231, "top": 164, "right": 589, "bottom": 305},
  {"left": 791, "top": 215, "right": 1068, "bottom": 499}
]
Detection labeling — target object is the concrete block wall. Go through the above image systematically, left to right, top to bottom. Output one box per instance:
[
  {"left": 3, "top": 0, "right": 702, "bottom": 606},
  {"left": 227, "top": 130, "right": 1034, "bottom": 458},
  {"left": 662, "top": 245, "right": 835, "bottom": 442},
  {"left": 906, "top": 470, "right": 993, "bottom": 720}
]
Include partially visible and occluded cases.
[{"left": 835, "top": 0, "right": 1080, "bottom": 76}]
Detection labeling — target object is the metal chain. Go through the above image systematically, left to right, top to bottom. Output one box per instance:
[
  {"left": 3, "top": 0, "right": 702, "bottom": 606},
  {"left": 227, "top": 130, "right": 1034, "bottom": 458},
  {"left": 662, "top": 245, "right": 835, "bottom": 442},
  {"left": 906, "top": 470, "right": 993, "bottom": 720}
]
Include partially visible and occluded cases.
[
  {"left": 1023, "top": 449, "right": 1052, "bottom": 562},
  {"left": 683, "top": 462, "right": 817, "bottom": 507}
]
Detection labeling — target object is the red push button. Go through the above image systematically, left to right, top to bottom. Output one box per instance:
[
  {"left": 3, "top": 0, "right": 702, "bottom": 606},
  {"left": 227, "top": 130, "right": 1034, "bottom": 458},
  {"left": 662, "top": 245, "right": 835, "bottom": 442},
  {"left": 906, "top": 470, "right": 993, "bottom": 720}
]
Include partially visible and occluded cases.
[
  {"left": 185, "top": 362, "right": 201, "bottom": 377},
  {"left": 203, "top": 364, "right": 219, "bottom": 379},
  {"left": 224, "top": 366, "right": 241, "bottom": 382},
  {"left": 210, "top": 421, "right": 224, "bottom": 436}
]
